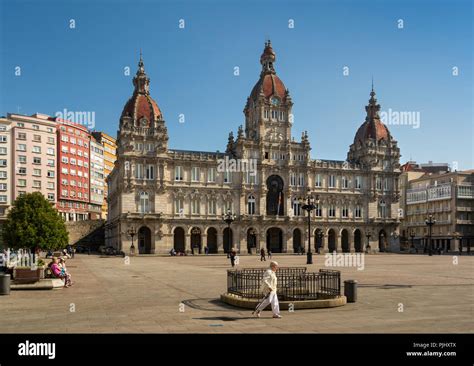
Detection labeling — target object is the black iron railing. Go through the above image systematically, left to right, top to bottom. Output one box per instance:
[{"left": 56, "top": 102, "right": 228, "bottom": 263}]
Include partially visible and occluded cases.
[{"left": 227, "top": 267, "right": 341, "bottom": 301}]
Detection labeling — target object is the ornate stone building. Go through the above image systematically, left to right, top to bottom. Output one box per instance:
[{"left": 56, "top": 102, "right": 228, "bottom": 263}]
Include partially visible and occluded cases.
[{"left": 106, "top": 42, "right": 402, "bottom": 255}]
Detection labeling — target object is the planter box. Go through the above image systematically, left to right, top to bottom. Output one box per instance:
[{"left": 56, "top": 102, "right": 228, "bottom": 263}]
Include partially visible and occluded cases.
[{"left": 13, "top": 268, "right": 45, "bottom": 284}]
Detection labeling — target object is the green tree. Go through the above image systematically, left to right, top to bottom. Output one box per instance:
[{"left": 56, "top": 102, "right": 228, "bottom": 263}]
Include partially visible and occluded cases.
[{"left": 2, "top": 192, "right": 68, "bottom": 250}]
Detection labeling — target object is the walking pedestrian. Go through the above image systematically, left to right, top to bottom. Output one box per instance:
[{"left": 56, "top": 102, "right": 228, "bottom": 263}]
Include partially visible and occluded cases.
[
  {"left": 230, "top": 247, "right": 237, "bottom": 267},
  {"left": 260, "top": 248, "right": 266, "bottom": 261},
  {"left": 268, "top": 250, "right": 272, "bottom": 259},
  {"left": 252, "top": 261, "right": 281, "bottom": 318}
]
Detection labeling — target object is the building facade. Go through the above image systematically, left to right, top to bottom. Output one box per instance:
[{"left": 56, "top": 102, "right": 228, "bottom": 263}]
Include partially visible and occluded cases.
[
  {"left": 106, "top": 42, "right": 402, "bottom": 255},
  {"left": 57, "top": 120, "right": 91, "bottom": 221},
  {"left": 91, "top": 131, "right": 117, "bottom": 218},
  {"left": 89, "top": 137, "right": 105, "bottom": 219},
  {"left": 402, "top": 170, "right": 474, "bottom": 252}
]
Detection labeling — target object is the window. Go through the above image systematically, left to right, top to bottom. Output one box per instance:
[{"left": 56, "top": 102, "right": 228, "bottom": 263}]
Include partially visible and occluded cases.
[
  {"left": 264, "top": 109, "right": 269, "bottom": 119},
  {"left": 271, "top": 110, "right": 277, "bottom": 119},
  {"left": 32, "top": 125, "right": 39, "bottom": 130},
  {"left": 0, "top": 126, "right": 6, "bottom": 131},
  {"left": 47, "top": 127, "right": 53, "bottom": 133},
  {"left": 18, "top": 133, "right": 26, "bottom": 140},
  {"left": 33, "top": 134, "right": 41, "bottom": 142},
  {"left": 61, "top": 135, "right": 68, "bottom": 142},
  {"left": 0, "top": 136, "right": 7, "bottom": 143},
  {"left": 47, "top": 137, "right": 55, "bottom": 144},
  {"left": 70, "top": 137, "right": 76, "bottom": 145},
  {"left": 135, "top": 142, "right": 143, "bottom": 151},
  {"left": 146, "top": 143, "right": 154, "bottom": 152},
  {"left": 17, "top": 144, "right": 27, "bottom": 151},
  {"left": 32, "top": 146, "right": 41, "bottom": 153},
  {"left": 61, "top": 146, "right": 68, "bottom": 153},
  {"left": 47, "top": 148, "right": 55, "bottom": 155},
  {"left": 70, "top": 148, "right": 76, "bottom": 155},
  {"left": 18, "top": 156, "right": 27, "bottom": 164},
  {"left": 33, "top": 157, "right": 41, "bottom": 164},
  {"left": 62, "top": 157, "right": 69, "bottom": 164},
  {"left": 47, "top": 159, "right": 55, "bottom": 167},
  {"left": 0, "top": 160, "right": 7, "bottom": 167},
  {"left": 135, "top": 163, "right": 143, "bottom": 179},
  {"left": 145, "top": 164, "right": 154, "bottom": 180},
  {"left": 175, "top": 166, "right": 183, "bottom": 181},
  {"left": 18, "top": 167, "right": 26, "bottom": 175},
  {"left": 61, "top": 167, "right": 68, "bottom": 174},
  {"left": 191, "top": 167, "right": 200, "bottom": 182},
  {"left": 207, "top": 167, "right": 216, "bottom": 182},
  {"left": 33, "top": 169, "right": 41, "bottom": 176},
  {"left": 70, "top": 169, "right": 76, "bottom": 176},
  {"left": 47, "top": 170, "right": 55, "bottom": 178},
  {"left": 77, "top": 170, "right": 83, "bottom": 177},
  {"left": 0, "top": 171, "right": 6, "bottom": 179},
  {"left": 224, "top": 171, "right": 232, "bottom": 184},
  {"left": 246, "top": 171, "right": 257, "bottom": 184},
  {"left": 290, "top": 173, "right": 296, "bottom": 186},
  {"left": 298, "top": 173, "right": 305, "bottom": 187},
  {"left": 315, "top": 174, "right": 322, "bottom": 187},
  {"left": 328, "top": 175, "right": 336, "bottom": 188},
  {"left": 342, "top": 176, "right": 349, "bottom": 189},
  {"left": 355, "top": 176, "right": 362, "bottom": 189},
  {"left": 376, "top": 177, "right": 382, "bottom": 190},
  {"left": 383, "top": 178, "right": 389, "bottom": 191},
  {"left": 18, "top": 179, "right": 26, "bottom": 187},
  {"left": 61, "top": 179, "right": 68, "bottom": 185},
  {"left": 33, "top": 180, "right": 41, "bottom": 188},
  {"left": 71, "top": 180, "right": 76, "bottom": 187},
  {"left": 47, "top": 182, "right": 54, "bottom": 189},
  {"left": 0, "top": 183, "right": 6, "bottom": 191},
  {"left": 62, "top": 190, "right": 68, "bottom": 197},
  {"left": 139, "top": 192, "right": 150, "bottom": 213},
  {"left": 47, "top": 193, "right": 55, "bottom": 201},
  {"left": 0, "top": 195, "right": 7, "bottom": 203},
  {"left": 247, "top": 195, "right": 256, "bottom": 215},
  {"left": 175, "top": 198, "right": 184, "bottom": 214},
  {"left": 293, "top": 198, "right": 302, "bottom": 216},
  {"left": 191, "top": 199, "right": 200, "bottom": 214},
  {"left": 208, "top": 200, "right": 216, "bottom": 215},
  {"left": 378, "top": 200, "right": 387, "bottom": 218},
  {"left": 315, "top": 204, "right": 322, "bottom": 217},
  {"left": 328, "top": 205, "right": 336, "bottom": 217},
  {"left": 355, "top": 205, "right": 362, "bottom": 218},
  {"left": 342, "top": 206, "right": 349, "bottom": 218}
]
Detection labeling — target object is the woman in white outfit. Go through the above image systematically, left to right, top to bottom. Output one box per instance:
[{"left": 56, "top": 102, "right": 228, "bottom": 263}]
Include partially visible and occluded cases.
[{"left": 253, "top": 261, "right": 282, "bottom": 318}]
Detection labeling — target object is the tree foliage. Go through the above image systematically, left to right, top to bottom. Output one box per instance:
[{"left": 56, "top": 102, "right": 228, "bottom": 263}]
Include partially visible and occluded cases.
[{"left": 2, "top": 192, "right": 68, "bottom": 250}]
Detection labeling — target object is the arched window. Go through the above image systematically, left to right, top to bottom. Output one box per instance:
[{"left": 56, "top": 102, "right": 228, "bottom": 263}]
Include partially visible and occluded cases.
[
  {"left": 139, "top": 192, "right": 150, "bottom": 213},
  {"left": 248, "top": 195, "right": 256, "bottom": 215},
  {"left": 293, "top": 197, "right": 301, "bottom": 216},
  {"left": 378, "top": 199, "right": 387, "bottom": 218}
]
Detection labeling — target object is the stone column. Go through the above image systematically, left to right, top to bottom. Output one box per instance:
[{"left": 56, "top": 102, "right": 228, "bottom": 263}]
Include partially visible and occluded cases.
[
  {"left": 282, "top": 229, "right": 288, "bottom": 253},
  {"left": 185, "top": 234, "right": 191, "bottom": 254},
  {"left": 321, "top": 234, "right": 328, "bottom": 253},
  {"left": 336, "top": 234, "right": 342, "bottom": 252}
]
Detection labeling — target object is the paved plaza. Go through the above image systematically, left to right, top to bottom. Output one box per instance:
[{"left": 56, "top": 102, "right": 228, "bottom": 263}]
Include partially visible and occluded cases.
[{"left": 1, "top": 253, "right": 473, "bottom": 333}]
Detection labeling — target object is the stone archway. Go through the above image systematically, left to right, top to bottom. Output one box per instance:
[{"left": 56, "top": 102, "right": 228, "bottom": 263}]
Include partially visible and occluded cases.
[
  {"left": 266, "top": 175, "right": 284, "bottom": 216},
  {"left": 138, "top": 226, "right": 152, "bottom": 254},
  {"left": 173, "top": 227, "right": 185, "bottom": 253},
  {"left": 207, "top": 227, "right": 217, "bottom": 254},
  {"left": 267, "top": 227, "right": 283, "bottom": 253},
  {"left": 293, "top": 228, "right": 302, "bottom": 253},
  {"left": 314, "top": 228, "right": 324, "bottom": 253},
  {"left": 328, "top": 229, "right": 337, "bottom": 253},
  {"left": 341, "top": 229, "right": 350, "bottom": 253},
  {"left": 354, "top": 229, "right": 363, "bottom": 253},
  {"left": 379, "top": 229, "right": 387, "bottom": 252}
]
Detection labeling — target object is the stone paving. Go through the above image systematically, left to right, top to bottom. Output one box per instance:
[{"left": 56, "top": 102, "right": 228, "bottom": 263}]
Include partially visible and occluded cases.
[{"left": 1, "top": 253, "right": 473, "bottom": 333}]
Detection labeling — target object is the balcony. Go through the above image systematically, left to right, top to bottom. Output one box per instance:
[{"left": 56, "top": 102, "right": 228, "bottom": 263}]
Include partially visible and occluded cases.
[{"left": 457, "top": 219, "right": 474, "bottom": 225}]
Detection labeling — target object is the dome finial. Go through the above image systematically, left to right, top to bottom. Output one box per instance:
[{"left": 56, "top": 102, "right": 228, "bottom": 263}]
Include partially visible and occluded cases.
[{"left": 260, "top": 40, "right": 276, "bottom": 75}]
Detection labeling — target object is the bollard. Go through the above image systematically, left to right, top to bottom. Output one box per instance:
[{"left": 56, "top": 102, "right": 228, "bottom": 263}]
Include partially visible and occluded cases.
[
  {"left": 0, "top": 273, "right": 11, "bottom": 295},
  {"left": 344, "top": 279, "right": 358, "bottom": 302}
]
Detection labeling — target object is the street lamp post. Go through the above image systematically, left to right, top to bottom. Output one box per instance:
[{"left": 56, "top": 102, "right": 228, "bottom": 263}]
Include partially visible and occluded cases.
[
  {"left": 299, "top": 194, "right": 317, "bottom": 265},
  {"left": 222, "top": 209, "right": 236, "bottom": 254},
  {"left": 425, "top": 214, "right": 436, "bottom": 256},
  {"left": 127, "top": 227, "right": 137, "bottom": 256},
  {"left": 365, "top": 231, "right": 372, "bottom": 254}
]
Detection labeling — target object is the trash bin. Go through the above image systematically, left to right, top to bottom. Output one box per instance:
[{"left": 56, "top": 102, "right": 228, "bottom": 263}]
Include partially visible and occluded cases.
[
  {"left": 0, "top": 273, "right": 11, "bottom": 295},
  {"left": 344, "top": 279, "right": 357, "bottom": 302}
]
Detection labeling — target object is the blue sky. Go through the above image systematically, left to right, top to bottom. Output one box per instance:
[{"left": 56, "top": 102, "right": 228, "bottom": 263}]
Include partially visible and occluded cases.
[{"left": 1, "top": 0, "right": 472, "bottom": 169}]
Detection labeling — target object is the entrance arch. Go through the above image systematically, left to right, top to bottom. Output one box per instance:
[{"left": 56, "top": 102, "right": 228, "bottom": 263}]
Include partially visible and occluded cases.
[
  {"left": 266, "top": 175, "right": 284, "bottom": 215},
  {"left": 138, "top": 226, "right": 152, "bottom": 254},
  {"left": 173, "top": 227, "right": 185, "bottom": 253},
  {"left": 191, "top": 227, "right": 202, "bottom": 254},
  {"left": 207, "top": 227, "right": 217, "bottom": 254},
  {"left": 223, "top": 227, "right": 233, "bottom": 253},
  {"left": 267, "top": 227, "right": 283, "bottom": 253},
  {"left": 293, "top": 228, "right": 302, "bottom": 253},
  {"left": 314, "top": 228, "right": 324, "bottom": 252},
  {"left": 328, "top": 229, "right": 336, "bottom": 253},
  {"left": 341, "top": 229, "right": 350, "bottom": 253},
  {"left": 354, "top": 229, "right": 363, "bottom": 253},
  {"left": 379, "top": 229, "right": 387, "bottom": 252}
]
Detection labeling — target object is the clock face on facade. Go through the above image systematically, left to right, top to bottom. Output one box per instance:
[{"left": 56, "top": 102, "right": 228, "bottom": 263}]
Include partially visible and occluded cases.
[{"left": 271, "top": 97, "right": 280, "bottom": 106}]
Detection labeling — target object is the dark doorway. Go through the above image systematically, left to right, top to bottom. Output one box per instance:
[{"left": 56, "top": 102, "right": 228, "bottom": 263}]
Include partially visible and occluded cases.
[
  {"left": 266, "top": 175, "right": 284, "bottom": 216},
  {"left": 138, "top": 226, "right": 152, "bottom": 254},
  {"left": 174, "top": 227, "right": 185, "bottom": 253},
  {"left": 191, "top": 227, "right": 202, "bottom": 254},
  {"left": 207, "top": 227, "right": 217, "bottom": 254},
  {"left": 223, "top": 227, "right": 233, "bottom": 253},
  {"left": 267, "top": 227, "right": 283, "bottom": 253},
  {"left": 247, "top": 228, "right": 257, "bottom": 254},
  {"left": 293, "top": 229, "right": 302, "bottom": 253},
  {"left": 314, "top": 229, "right": 324, "bottom": 252},
  {"left": 328, "top": 229, "right": 336, "bottom": 253},
  {"left": 341, "top": 229, "right": 350, "bottom": 253},
  {"left": 354, "top": 229, "right": 363, "bottom": 253},
  {"left": 379, "top": 229, "right": 387, "bottom": 252}
]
